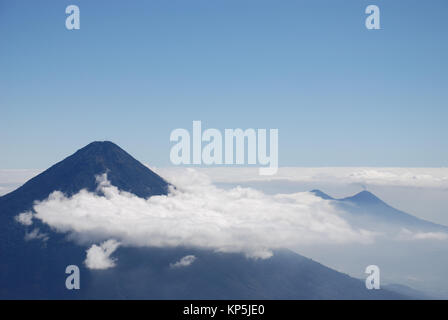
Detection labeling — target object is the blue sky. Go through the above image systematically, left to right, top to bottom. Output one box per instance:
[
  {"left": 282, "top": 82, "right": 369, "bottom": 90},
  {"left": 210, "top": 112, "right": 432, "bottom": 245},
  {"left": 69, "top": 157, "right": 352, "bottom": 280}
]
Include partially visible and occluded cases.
[{"left": 1, "top": 0, "right": 447, "bottom": 168}]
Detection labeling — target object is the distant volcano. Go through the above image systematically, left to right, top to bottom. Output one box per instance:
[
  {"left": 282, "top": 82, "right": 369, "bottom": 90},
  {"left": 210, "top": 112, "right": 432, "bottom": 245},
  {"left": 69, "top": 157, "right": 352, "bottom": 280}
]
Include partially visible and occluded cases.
[{"left": 311, "top": 189, "right": 448, "bottom": 233}]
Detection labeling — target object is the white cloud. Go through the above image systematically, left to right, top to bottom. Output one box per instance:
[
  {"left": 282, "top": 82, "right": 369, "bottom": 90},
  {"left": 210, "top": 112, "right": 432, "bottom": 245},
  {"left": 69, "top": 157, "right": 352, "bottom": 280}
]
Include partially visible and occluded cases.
[
  {"left": 22, "top": 170, "right": 375, "bottom": 259},
  {"left": 15, "top": 211, "right": 34, "bottom": 226},
  {"left": 397, "top": 228, "right": 448, "bottom": 241},
  {"left": 413, "top": 232, "right": 448, "bottom": 240},
  {"left": 84, "top": 239, "right": 120, "bottom": 270},
  {"left": 170, "top": 255, "right": 196, "bottom": 268}
]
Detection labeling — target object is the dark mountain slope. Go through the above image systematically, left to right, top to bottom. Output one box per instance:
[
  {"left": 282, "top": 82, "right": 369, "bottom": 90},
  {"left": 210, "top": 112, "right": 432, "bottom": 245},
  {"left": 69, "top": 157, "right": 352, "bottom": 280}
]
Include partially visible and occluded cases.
[
  {"left": 310, "top": 189, "right": 334, "bottom": 200},
  {"left": 2, "top": 246, "right": 408, "bottom": 300}
]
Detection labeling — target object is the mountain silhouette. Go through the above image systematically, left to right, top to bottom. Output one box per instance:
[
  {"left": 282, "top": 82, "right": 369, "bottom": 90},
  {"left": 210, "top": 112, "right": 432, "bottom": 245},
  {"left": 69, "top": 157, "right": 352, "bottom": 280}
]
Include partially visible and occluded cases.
[
  {"left": 0, "top": 141, "right": 169, "bottom": 219},
  {"left": 0, "top": 143, "right": 409, "bottom": 299},
  {"left": 310, "top": 189, "right": 334, "bottom": 200},
  {"left": 312, "top": 189, "right": 448, "bottom": 233},
  {"left": 341, "top": 190, "right": 384, "bottom": 204}
]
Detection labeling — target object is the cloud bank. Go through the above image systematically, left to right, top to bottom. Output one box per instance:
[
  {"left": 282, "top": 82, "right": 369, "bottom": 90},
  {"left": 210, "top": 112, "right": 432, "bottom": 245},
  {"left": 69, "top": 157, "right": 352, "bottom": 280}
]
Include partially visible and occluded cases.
[
  {"left": 159, "top": 167, "right": 448, "bottom": 189},
  {"left": 0, "top": 169, "right": 43, "bottom": 196},
  {"left": 18, "top": 170, "right": 375, "bottom": 259},
  {"left": 396, "top": 229, "right": 448, "bottom": 241}
]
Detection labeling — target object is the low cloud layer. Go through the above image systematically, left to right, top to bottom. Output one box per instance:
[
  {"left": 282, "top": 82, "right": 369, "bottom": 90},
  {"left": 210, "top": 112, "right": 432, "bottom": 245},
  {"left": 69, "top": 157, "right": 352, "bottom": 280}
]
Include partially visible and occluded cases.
[
  {"left": 6, "top": 167, "right": 448, "bottom": 195},
  {"left": 160, "top": 167, "right": 448, "bottom": 189},
  {"left": 0, "top": 169, "right": 42, "bottom": 196},
  {"left": 18, "top": 170, "right": 376, "bottom": 259},
  {"left": 16, "top": 212, "right": 33, "bottom": 226},
  {"left": 396, "top": 229, "right": 448, "bottom": 241}
]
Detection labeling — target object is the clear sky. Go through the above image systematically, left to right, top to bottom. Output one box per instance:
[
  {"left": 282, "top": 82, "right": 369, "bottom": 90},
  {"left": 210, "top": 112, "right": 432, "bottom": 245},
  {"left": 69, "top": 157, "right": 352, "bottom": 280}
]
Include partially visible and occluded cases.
[{"left": 1, "top": 0, "right": 447, "bottom": 169}]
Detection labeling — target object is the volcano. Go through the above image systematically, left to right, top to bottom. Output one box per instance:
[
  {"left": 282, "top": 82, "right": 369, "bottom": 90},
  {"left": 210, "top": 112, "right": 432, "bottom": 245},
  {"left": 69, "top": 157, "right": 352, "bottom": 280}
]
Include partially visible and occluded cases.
[
  {"left": 0, "top": 141, "right": 169, "bottom": 218},
  {"left": 0, "top": 142, "right": 408, "bottom": 299},
  {"left": 311, "top": 189, "right": 448, "bottom": 234}
]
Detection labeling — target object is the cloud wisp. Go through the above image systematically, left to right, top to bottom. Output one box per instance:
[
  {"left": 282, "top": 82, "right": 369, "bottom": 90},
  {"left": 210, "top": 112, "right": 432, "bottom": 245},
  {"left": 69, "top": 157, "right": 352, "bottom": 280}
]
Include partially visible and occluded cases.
[
  {"left": 24, "top": 228, "right": 49, "bottom": 242},
  {"left": 84, "top": 239, "right": 120, "bottom": 270},
  {"left": 170, "top": 255, "right": 197, "bottom": 268}
]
